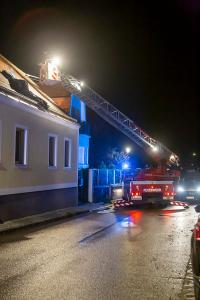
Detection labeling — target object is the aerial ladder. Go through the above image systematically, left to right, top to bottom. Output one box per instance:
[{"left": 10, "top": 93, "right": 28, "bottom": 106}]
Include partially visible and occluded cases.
[{"left": 39, "top": 58, "right": 179, "bottom": 166}]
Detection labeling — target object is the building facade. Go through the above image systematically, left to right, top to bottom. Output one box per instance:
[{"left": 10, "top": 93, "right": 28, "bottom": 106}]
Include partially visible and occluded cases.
[
  {"left": 0, "top": 55, "right": 79, "bottom": 221},
  {"left": 39, "top": 81, "right": 90, "bottom": 170},
  {"left": 70, "top": 94, "right": 90, "bottom": 169}
]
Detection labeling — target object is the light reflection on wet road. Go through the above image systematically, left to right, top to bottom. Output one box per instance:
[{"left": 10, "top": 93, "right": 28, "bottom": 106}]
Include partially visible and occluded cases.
[{"left": 0, "top": 205, "right": 197, "bottom": 300}]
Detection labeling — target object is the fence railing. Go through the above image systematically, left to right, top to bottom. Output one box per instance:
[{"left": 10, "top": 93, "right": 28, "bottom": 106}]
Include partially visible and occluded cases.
[
  {"left": 88, "top": 169, "right": 123, "bottom": 203},
  {"left": 92, "top": 169, "right": 122, "bottom": 187}
]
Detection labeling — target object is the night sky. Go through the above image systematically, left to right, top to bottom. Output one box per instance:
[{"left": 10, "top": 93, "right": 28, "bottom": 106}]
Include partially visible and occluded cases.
[{"left": 0, "top": 1, "right": 199, "bottom": 166}]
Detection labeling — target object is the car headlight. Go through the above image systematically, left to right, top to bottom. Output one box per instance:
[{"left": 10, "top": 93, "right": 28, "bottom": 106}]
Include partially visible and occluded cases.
[
  {"left": 177, "top": 186, "right": 184, "bottom": 192},
  {"left": 197, "top": 187, "right": 200, "bottom": 192}
]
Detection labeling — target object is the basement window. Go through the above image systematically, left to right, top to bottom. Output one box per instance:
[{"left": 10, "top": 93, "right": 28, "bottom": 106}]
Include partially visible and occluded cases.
[
  {"left": 15, "top": 127, "right": 28, "bottom": 165},
  {"left": 48, "top": 135, "right": 57, "bottom": 168}
]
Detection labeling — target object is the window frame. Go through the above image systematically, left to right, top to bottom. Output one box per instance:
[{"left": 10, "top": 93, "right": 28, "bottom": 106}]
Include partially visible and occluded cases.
[
  {"left": 14, "top": 125, "right": 28, "bottom": 167},
  {"left": 48, "top": 134, "right": 58, "bottom": 169},
  {"left": 64, "top": 137, "right": 72, "bottom": 169}
]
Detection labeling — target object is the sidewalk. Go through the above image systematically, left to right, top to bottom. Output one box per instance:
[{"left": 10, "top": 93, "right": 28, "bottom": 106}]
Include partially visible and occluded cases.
[{"left": 0, "top": 202, "right": 112, "bottom": 233}]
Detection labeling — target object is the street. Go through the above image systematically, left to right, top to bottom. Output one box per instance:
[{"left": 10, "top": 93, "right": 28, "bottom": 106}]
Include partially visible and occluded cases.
[{"left": 0, "top": 205, "right": 197, "bottom": 300}]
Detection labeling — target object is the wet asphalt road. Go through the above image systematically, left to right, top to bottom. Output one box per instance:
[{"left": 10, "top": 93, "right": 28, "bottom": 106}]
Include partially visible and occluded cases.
[{"left": 0, "top": 205, "right": 197, "bottom": 300}]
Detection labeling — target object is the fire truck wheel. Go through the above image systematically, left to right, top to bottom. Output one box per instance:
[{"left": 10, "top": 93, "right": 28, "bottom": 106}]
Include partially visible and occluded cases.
[{"left": 160, "top": 201, "right": 169, "bottom": 208}]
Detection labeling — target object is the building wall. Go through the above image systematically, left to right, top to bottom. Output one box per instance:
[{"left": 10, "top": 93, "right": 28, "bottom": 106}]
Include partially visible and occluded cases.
[
  {"left": 0, "top": 96, "right": 79, "bottom": 221},
  {"left": 0, "top": 188, "right": 78, "bottom": 221}
]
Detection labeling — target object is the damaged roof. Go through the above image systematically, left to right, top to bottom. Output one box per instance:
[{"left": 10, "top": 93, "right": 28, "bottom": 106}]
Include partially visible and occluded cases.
[{"left": 0, "top": 54, "right": 77, "bottom": 125}]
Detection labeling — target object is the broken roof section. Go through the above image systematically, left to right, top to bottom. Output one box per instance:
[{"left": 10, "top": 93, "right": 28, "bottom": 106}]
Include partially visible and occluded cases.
[{"left": 0, "top": 54, "right": 77, "bottom": 125}]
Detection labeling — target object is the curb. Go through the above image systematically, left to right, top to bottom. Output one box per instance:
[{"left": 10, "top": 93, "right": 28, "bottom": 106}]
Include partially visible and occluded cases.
[
  {"left": 0, "top": 204, "right": 112, "bottom": 234},
  {"left": 88, "top": 204, "right": 113, "bottom": 212},
  {"left": 0, "top": 210, "right": 89, "bottom": 234}
]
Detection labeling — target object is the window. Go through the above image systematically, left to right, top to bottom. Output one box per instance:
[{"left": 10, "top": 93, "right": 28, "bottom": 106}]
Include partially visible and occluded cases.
[
  {"left": 15, "top": 127, "right": 28, "bottom": 165},
  {"left": 48, "top": 135, "right": 57, "bottom": 167},
  {"left": 64, "top": 138, "right": 71, "bottom": 168},
  {"left": 78, "top": 146, "right": 88, "bottom": 165},
  {"left": 79, "top": 147, "right": 85, "bottom": 165},
  {"left": 84, "top": 147, "right": 88, "bottom": 165}
]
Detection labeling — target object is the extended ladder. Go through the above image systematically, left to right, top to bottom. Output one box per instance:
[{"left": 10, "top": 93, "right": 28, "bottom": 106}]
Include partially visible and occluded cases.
[{"left": 60, "top": 73, "right": 179, "bottom": 165}]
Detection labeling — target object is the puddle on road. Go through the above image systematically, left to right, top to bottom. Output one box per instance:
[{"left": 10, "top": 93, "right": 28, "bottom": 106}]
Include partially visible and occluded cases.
[
  {"left": 159, "top": 206, "right": 187, "bottom": 217},
  {"left": 159, "top": 207, "right": 188, "bottom": 217},
  {"left": 97, "top": 208, "right": 115, "bottom": 214},
  {"left": 120, "top": 210, "right": 143, "bottom": 228},
  {"left": 120, "top": 217, "right": 136, "bottom": 228}
]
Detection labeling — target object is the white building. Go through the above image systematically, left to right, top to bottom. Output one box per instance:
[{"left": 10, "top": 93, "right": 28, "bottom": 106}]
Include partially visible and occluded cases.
[{"left": 0, "top": 55, "right": 79, "bottom": 221}]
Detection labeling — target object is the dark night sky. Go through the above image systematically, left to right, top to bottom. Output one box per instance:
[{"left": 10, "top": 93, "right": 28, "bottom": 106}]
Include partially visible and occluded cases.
[{"left": 0, "top": 0, "right": 199, "bottom": 165}]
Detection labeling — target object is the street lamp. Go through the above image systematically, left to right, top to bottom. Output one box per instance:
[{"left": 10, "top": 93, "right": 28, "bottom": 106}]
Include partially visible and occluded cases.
[
  {"left": 125, "top": 147, "right": 131, "bottom": 154},
  {"left": 193, "top": 152, "right": 197, "bottom": 157},
  {"left": 122, "top": 162, "right": 129, "bottom": 170}
]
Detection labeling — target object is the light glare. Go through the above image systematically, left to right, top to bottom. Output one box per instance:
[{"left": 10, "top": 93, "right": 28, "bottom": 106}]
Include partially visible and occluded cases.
[
  {"left": 51, "top": 57, "right": 61, "bottom": 66},
  {"left": 152, "top": 145, "right": 159, "bottom": 152},
  {"left": 125, "top": 147, "right": 131, "bottom": 154},
  {"left": 170, "top": 154, "right": 175, "bottom": 161},
  {"left": 122, "top": 163, "right": 129, "bottom": 170},
  {"left": 177, "top": 186, "right": 184, "bottom": 192},
  {"left": 114, "top": 188, "right": 123, "bottom": 195}
]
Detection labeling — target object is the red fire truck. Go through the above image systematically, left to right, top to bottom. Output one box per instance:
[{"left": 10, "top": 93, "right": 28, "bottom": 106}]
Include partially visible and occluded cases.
[{"left": 113, "top": 166, "right": 182, "bottom": 208}]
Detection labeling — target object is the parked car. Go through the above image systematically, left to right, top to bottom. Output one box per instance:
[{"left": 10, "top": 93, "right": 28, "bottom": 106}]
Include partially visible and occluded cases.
[
  {"left": 176, "top": 170, "right": 200, "bottom": 202},
  {"left": 191, "top": 205, "right": 200, "bottom": 299}
]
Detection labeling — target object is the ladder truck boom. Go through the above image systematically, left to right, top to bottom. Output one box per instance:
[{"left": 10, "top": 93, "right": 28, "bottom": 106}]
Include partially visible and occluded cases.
[
  {"left": 38, "top": 58, "right": 179, "bottom": 165},
  {"left": 60, "top": 73, "right": 179, "bottom": 165}
]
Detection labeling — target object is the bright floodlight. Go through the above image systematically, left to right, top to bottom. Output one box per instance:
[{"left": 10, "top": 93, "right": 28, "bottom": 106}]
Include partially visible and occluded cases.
[
  {"left": 51, "top": 57, "right": 61, "bottom": 66},
  {"left": 80, "top": 81, "right": 84, "bottom": 87},
  {"left": 152, "top": 145, "right": 159, "bottom": 152},
  {"left": 125, "top": 147, "right": 131, "bottom": 154},
  {"left": 170, "top": 154, "right": 175, "bottom": 161},
  {"left": 122, "top": 163, "right": 129, "bottom": 170},
  {"left": 177, "top": 186, "right": 184, "bottom": 193}
]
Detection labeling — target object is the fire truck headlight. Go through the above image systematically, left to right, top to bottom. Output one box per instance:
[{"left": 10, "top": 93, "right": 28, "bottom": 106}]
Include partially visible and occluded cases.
[{"left": 177, "top": 186, "right": 184, "bottom": 193}]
